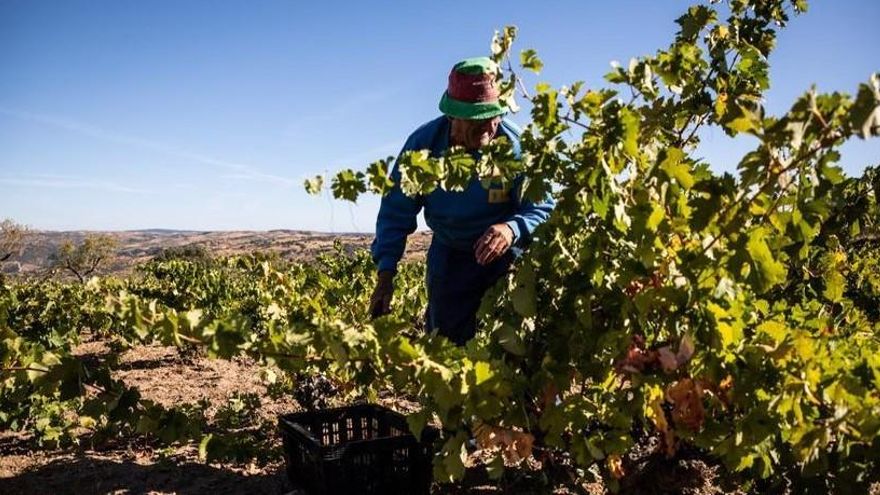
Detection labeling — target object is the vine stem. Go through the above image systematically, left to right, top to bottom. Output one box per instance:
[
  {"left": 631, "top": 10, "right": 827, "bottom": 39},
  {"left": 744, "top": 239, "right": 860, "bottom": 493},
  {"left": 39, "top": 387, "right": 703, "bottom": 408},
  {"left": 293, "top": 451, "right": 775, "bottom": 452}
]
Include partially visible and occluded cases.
[
  {"left": 672, "top": 50, "right": 738, "bottom": 149},
  {"left": 504, "top": 53, "right": 531, "bottom": 100},
  {"left": 679, "top": 113, "right": 710, "bottom": 148},
  {"left": 560, "top": 115, "right": 590, "bottom": 131},
  {"left": 695, "top": 122, "right": 844, "bottom": 287},
  {"left": 176, "top": 334, "right": 203, "bottom": 345},
  {"left": 2, "top": 366, "right": 48, "bottom": 373},
  {"left": 84, "top": 381, "right": 110, "bottom": 395}
]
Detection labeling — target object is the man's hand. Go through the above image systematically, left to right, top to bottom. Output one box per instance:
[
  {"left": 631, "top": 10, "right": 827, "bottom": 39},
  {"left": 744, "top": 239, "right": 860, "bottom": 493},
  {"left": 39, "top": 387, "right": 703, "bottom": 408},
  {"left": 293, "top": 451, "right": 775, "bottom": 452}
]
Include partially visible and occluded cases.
[
  {"left": 474, "top": 223, "right": 514, "bottom": 266},
  {"left": 369, "top": 270, "right": 395, "bottom": 319}
]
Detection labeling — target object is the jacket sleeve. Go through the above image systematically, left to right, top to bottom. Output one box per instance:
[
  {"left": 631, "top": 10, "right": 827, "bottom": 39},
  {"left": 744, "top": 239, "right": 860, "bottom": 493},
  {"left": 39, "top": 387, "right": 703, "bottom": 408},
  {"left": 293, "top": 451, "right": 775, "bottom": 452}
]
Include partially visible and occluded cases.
[
  {"left": 497, "top": 119, "right": 555, "bottom": 247},
  {"left": 371, "top": 138, "right": 423, "bottom": 273},
  {"left": 505, "top": 176, "right": 555, "bottom": 247}
]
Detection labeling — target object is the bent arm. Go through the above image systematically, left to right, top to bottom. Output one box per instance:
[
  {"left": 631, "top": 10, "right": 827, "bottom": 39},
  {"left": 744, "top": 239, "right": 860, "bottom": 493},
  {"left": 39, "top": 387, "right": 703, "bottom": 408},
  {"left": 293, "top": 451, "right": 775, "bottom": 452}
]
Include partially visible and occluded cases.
[{"left": 504, "top": 177, "right": 555, "bottom": 247}]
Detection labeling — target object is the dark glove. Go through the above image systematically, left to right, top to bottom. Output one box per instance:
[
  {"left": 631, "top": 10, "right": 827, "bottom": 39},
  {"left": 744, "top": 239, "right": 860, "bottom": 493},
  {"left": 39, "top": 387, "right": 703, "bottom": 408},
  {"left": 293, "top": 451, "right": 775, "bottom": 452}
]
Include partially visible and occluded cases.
[{"left": 369, "top": 270, "right": 395, "bottom": 319}]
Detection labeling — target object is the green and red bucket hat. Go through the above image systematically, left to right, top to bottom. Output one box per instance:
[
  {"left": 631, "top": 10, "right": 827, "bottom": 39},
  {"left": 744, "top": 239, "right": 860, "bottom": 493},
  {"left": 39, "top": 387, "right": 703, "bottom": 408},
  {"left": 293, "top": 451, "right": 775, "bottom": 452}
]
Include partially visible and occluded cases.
[{"left": 438, "top": 57, "right": 507, "bottom": 120}]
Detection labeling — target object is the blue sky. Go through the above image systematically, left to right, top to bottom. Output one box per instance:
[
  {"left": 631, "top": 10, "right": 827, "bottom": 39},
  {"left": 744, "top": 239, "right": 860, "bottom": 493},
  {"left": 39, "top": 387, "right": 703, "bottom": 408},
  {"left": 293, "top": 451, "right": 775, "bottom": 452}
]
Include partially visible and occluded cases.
[{"left": 1, "top": 0, "right": 877, "bottom": 232}]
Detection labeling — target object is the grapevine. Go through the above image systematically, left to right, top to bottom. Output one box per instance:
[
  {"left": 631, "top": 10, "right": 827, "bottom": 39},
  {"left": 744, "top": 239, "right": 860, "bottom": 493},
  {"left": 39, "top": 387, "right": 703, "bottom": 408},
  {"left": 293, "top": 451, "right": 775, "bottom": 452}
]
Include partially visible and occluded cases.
[{"left": 1, "top": 0, "right": 878, "bottom": 492}]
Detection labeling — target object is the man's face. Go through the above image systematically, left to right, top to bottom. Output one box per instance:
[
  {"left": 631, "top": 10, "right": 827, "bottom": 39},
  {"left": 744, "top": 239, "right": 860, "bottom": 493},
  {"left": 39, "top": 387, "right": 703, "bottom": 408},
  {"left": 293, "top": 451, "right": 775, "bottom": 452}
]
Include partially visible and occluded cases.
[{"left": 450, "top": 116, "right": 502, "bottom": 151}]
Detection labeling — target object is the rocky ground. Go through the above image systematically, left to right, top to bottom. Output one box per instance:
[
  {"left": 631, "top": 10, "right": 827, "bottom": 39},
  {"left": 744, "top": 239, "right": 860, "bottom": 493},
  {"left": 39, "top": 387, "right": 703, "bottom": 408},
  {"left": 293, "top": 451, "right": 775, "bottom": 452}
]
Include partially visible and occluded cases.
[
  {"left": 0, "top": 336, "right": 736, "bottom": 495},
  {"left": 0, "top": 338, "right": 294, "bottom": 495}
]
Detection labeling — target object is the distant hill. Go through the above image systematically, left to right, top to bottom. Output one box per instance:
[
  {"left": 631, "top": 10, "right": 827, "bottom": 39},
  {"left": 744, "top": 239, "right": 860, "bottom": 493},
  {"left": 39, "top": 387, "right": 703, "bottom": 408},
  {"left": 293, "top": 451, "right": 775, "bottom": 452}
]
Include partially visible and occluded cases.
[{"left": 6, "top": 230, "right": 431, "bottom": 277}]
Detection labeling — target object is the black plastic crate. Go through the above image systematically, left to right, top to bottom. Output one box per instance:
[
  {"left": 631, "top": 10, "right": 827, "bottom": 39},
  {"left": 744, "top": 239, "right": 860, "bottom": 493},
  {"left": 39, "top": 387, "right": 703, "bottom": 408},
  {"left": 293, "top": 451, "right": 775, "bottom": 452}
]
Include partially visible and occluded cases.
[{"left": 279, "top": 404, "right": 438, "bottom": 495}]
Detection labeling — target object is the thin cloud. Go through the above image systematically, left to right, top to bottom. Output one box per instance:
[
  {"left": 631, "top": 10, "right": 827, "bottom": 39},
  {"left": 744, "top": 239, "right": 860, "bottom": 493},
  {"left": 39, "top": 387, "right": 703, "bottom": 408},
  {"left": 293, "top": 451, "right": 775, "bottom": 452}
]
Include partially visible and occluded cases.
[
  {"left": 282, "top": 84, "right": 408, "bottom": 137},
  {"left": 323, "top": 86, "right": 404, "bottom": 120},
  {"left": 0, "top": 106, "right": 298, "bottom": 187},
  {"left": 330, "top": 140, "right": 401, "bottom": 167},
  {"left": 220, "top": 172, "right": 298, "bottom": 187},
  {"left": 0, "top": 176, "right": 156, "bottom": 194}
]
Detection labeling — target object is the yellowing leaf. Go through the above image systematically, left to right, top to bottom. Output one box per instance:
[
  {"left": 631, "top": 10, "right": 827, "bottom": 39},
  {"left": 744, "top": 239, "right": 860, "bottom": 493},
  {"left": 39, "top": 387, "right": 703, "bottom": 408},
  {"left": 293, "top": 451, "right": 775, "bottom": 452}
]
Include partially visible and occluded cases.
[
  {"left": 520, "top": 49, "right": 544, "bottom": 74},
  {"left": 725, "top": 102, "right": 762, "bottom": 135},
  {"left": 620, "top": 108, "right": 640, "bottom": 158},
  {"left": 659, "top": 148, "right": 694, "bottom": 189},
  {"left": 304, "top": 175, "right": 324, "bottom": 195},
  {"left": 647, "top": 203, "right": 665, "bottom": 231},
  {"left": 746, "top": 229, "right": 787, "bottom": 291},
  {"left": 823, "top": 270, "right": 845, "bottom": 302},
  {"left": 756, "top": 320, "right": 787, "bottom": 343},
  {"left": 717, "top": 322, "right": 742, "bottom": 348},
  {"left": 793, "top": 335, "right": 815, "bottom": 361},
  {"left": 397, "top": 339, "right": 420, "bottom": 360},
  {"left": 474, "top": 361, "right": 494, "bottom": 385},
  {"left": 79, "top": 416, "right": 97, "bottom": 429},
  {"left": 198, "top": 433, "right": 213, "bottom": 461}
]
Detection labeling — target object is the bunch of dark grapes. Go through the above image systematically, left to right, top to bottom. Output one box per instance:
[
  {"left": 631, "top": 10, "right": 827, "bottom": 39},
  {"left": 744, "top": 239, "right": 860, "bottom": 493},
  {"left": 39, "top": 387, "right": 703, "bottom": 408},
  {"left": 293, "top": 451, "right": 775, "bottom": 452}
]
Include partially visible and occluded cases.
[{"left": 293, "top": 373, "right": 338, "bottom": 411}]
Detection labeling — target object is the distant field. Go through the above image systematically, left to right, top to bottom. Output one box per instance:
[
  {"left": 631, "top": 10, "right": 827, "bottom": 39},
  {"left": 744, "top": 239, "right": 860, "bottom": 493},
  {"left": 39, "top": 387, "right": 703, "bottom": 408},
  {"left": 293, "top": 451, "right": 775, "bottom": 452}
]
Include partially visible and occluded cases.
[{"left": 7, "top": 229, "right": 432, "bottom": 276}]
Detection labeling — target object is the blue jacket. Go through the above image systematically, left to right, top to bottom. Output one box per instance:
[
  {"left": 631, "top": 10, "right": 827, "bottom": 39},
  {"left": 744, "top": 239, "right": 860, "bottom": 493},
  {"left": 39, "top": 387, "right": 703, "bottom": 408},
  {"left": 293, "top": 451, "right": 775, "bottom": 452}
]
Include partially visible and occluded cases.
[{"left": 372, "top": 116, "right": 555, "bottom": 273}]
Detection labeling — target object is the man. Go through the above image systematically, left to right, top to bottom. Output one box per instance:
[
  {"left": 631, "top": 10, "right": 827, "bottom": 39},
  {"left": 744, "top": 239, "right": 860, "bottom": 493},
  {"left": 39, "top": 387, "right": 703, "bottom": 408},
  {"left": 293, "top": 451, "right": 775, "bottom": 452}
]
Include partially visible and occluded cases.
[{"left": 369, "top": 56, "right": 554, "bottom": 345}]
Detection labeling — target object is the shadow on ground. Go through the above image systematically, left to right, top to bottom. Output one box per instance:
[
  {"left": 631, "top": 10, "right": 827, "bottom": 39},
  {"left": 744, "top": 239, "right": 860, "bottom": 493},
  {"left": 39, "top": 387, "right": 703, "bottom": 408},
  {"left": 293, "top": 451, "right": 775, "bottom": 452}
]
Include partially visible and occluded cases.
[{"left": 0, "top": 455, "right": 292, "bottom": 495}]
